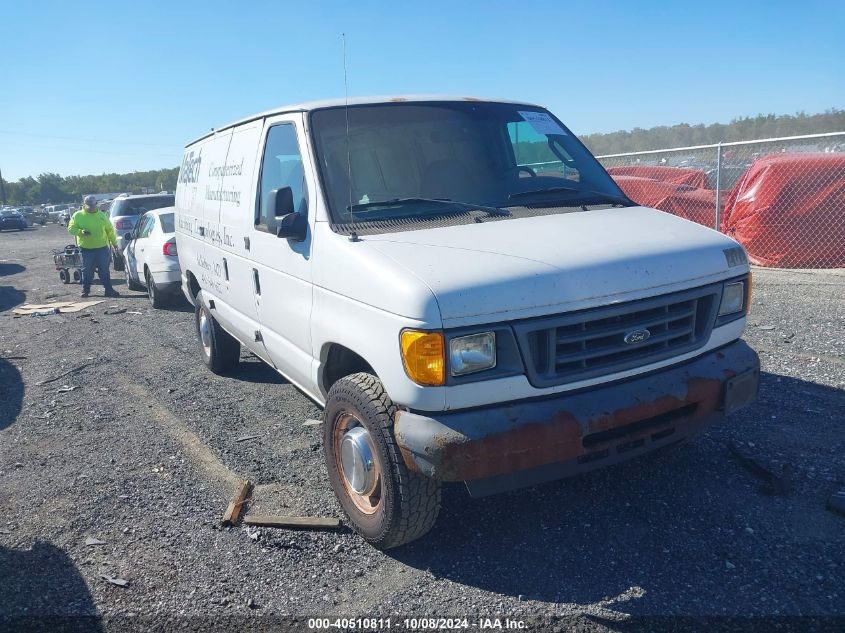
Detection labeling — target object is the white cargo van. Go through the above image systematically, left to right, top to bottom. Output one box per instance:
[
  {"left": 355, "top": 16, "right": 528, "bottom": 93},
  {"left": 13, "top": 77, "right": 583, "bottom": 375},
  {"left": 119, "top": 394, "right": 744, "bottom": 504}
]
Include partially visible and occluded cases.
[{"left": 175, "top": 96, "right": 759, "bottom": 549}]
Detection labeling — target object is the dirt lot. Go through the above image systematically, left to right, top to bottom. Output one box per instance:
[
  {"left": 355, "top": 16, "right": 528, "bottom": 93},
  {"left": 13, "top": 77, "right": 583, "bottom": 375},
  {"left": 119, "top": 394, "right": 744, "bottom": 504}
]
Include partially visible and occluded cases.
[{"left": 1, "top": 224, "right": 843, "bottom": 630}]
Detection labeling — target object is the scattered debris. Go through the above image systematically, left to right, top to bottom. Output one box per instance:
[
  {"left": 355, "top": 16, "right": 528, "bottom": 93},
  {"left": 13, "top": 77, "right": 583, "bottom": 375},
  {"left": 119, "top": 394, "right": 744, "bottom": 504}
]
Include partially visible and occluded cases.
[
  {"left": 13, "top": 300, "right": 104, "bottom": 316},
  {"left": 30, "top": 308, "right": 60, "bottom": 317},
  {"left": 104, "top": 308, "right": 127, "bottom": 316},
  {"left": 126, "top": 311, "right": 143, "bottom": 315},
  {"left": 757, "top": 325, "right": 776, "bottom": 331},
  {"left": 1, "top": 355, "right": 27, "bottom": 360},
  {"left": 36, "top": 362, "right": 93, "bottom": 386},
  {"left": 57, "top": 385, "right": 78, "bottom": 393},
  {"left": 303, "top": 419, "right": 322, "bottom": 426},
  {"left": 235, "top": 434, "right": 261, "bottom": 443},
  {"left": 728, "top": 442, "right": 791, "bottom": 495},
  {"left": 221, "top": 479, "right": 253, "bottom": 526},
  {"left": 827, "top": 490, "right": 845, "bottom": 516},
  {"left": 242, "top": 514, "right": 340, "bottom": 530},
  {"left": 0, "top": 528, "right": 11, "bottom": 535},
  {"left": 246, "top": 528, "right": 261, "bottom": 541},
  {"left": 85, "top": 536, "right": 107, "bottom": 546},
  {"left": 100, "top": 575, "right": 129, "bottom": 588},
  {"left": 247, "top": 598, "right": 258, "bottom": 609}
]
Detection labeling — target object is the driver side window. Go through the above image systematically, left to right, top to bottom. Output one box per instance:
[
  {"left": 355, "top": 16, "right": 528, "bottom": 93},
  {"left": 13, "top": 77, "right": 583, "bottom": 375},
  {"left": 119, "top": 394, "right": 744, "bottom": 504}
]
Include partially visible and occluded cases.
[
  {"left": 256, "top": 123, "right": 308, "bottom": 233},
  {"left": 137, "top": 215, "right": 154, "bottom": 238}
]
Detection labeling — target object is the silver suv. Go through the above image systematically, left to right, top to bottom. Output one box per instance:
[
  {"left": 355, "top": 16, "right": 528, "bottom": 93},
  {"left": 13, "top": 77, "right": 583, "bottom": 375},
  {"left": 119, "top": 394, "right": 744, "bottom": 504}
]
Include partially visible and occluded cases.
[{"left": 109, "top": 194, "right": 174, "bottom": 270}]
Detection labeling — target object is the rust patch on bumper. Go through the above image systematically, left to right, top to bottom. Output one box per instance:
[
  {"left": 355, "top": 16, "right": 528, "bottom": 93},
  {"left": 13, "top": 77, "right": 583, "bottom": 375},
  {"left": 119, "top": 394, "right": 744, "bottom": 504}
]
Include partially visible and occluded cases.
[
  {"left": 394, "top": 340, "right": 759, "bottom": 483},
  {"left": 434, "top": 377, "right": 722, "bottom": 481}
]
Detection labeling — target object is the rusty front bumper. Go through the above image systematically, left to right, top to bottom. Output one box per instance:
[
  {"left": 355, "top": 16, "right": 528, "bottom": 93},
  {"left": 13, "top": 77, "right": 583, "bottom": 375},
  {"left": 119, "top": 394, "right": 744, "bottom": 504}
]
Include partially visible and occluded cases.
[{"left": 394, "top": 340, "right": 759, "bottom": 496}]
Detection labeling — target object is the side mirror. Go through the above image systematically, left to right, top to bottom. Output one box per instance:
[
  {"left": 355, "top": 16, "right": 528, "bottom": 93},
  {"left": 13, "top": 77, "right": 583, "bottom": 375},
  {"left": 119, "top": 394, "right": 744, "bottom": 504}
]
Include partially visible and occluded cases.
[
  {"left": 269, "top": 187, "right": 295, "bottom": 219},
  {"left": 276, "top": 212, "right": 307, "bottom": 241},
  {"left": 123, "top": 232, "right": 132, "bottom": 242}
]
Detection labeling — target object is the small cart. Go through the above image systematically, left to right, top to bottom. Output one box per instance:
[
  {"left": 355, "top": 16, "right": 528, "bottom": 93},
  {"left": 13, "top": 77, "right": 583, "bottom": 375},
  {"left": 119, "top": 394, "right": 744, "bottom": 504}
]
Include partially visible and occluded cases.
[{"left": 53, "top": 244, "right": 82, "bottom": 284}]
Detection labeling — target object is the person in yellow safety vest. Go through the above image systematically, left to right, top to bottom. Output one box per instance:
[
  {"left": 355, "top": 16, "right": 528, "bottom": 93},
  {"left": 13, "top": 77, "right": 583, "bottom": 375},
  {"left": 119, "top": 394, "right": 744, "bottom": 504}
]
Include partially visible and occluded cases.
[{"left": 67, "top": 195, "right": 121, "bottom": 298}]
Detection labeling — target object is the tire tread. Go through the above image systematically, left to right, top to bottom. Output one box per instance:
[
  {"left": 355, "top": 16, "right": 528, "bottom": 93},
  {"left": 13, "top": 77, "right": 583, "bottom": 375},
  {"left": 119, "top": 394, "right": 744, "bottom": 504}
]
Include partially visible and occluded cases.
[{"left": 326, "top": 373, "right": 441, "bottom": 549}]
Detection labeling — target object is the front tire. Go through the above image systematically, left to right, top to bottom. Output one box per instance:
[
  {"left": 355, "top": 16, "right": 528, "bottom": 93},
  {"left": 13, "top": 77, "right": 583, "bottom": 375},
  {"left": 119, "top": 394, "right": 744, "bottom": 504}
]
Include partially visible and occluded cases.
[
  {"left": 194, "top": 292, "right": 240, "bottom": 374},
  {"left": 324, "top": 373, "right": 441, "bottom": 549}
]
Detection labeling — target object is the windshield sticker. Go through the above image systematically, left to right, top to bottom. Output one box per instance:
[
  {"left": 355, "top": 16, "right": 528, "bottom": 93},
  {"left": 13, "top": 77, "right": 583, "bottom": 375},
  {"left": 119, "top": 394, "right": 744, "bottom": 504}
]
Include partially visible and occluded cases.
[{"left": 518, "top": 111, "right": 567, "bottom": 136}]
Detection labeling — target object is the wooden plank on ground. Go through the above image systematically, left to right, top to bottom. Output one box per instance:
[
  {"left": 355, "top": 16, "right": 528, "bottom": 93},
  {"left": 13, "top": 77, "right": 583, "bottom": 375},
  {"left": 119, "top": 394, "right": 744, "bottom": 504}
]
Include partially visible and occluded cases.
[
  {"left": 221, "top": 479, "right": 253, "bottom": 526},
  {"left": 242, "top": 514, "right": 340, "bottom": 530}
]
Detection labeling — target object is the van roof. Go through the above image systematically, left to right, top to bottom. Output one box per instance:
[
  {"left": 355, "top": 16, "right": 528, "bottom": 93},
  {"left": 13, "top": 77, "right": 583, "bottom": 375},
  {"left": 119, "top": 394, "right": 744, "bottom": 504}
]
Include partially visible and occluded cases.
[
  {"left": 186, "top": 94, "right": 541, "bottom": 146},
  {"left": 114, "top": 193, "right": 174, "bottom": 200}
]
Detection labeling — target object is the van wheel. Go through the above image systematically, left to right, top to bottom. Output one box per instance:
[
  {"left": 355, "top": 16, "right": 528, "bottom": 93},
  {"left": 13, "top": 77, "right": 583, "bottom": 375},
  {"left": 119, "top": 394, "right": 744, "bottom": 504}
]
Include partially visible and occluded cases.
[
  {"left": 146, "top": 269, "right": 167, "bottom": 309},
  {"left": 194, "top": 292, "right": 239, "bottom": 374},
  {"left": 324, "top": 373, "right": 441, "bottom": 549}
]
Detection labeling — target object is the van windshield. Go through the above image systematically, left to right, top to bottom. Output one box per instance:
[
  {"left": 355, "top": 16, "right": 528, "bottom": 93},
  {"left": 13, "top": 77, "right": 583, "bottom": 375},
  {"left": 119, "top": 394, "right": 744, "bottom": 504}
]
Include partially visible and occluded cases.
[{"left": 310, "top": 101, "right": 628, "bottom": 228}]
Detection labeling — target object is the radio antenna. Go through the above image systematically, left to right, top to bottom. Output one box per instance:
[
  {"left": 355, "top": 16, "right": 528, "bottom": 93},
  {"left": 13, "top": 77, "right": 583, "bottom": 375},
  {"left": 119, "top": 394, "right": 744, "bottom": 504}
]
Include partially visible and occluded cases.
[{"left": 343, "top": 33, "right": 358, "bottom": 241}]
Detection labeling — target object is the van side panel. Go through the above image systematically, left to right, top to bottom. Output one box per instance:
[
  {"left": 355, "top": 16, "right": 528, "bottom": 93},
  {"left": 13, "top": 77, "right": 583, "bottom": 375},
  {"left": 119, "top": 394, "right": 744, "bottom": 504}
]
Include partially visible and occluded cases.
[{"left": 209, "top": 120, "right": 273, "bottom": 363}]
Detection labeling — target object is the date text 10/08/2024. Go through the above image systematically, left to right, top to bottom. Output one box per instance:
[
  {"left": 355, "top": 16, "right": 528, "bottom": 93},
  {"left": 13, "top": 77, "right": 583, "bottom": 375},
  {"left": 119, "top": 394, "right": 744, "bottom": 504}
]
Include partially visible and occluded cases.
[{"left": 307, "top": 618, "right": 527, "bottom": 630}]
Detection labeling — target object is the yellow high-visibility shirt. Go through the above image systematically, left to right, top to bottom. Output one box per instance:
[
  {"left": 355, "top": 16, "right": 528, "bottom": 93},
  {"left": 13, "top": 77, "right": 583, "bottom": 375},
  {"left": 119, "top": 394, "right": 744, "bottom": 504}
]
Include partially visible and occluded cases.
[{"left": 67, "top": 209, "right": 117, "bottom": 249}]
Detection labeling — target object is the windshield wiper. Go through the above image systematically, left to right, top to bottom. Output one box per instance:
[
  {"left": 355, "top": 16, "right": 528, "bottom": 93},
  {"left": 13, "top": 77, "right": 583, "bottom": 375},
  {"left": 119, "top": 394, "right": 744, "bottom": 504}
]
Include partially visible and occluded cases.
[
  {"left": 508, "top": 186, "right": 629, "bottom": 206},
  {"left": 347, "top": 197, "right": 508, "bottom": 217}
]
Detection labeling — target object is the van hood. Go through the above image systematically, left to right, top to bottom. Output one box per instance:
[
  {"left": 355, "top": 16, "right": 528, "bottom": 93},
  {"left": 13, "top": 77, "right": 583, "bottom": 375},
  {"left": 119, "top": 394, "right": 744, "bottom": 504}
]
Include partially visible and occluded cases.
[{"left": 364, "top": 206, "right": 745, "bottom": 327}]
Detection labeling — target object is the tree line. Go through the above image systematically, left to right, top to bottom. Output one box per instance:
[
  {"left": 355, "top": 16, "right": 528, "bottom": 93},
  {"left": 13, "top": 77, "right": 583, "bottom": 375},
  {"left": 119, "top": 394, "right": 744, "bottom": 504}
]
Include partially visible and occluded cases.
[
  {"left": 2, "top": 109, "right": 844, "bottom": 205},
  {"left": 579, "top": 109, "right": 845, "bottom": 156},
  {"left": 1, "top": 168, "right": 179, "bottom": 206}
]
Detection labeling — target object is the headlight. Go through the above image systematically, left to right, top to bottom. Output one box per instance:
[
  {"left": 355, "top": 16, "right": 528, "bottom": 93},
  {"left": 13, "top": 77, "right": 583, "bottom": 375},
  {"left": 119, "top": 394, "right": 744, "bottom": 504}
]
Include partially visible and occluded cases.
[
  {"left": 718, "top": 280, "right": 747, "bottom": 316},
  {"left": 401, "top": 330, "right": 445, "bottom": 386},
  {"left": 449, "top": 332, "right": 496, "bottom": 376}
]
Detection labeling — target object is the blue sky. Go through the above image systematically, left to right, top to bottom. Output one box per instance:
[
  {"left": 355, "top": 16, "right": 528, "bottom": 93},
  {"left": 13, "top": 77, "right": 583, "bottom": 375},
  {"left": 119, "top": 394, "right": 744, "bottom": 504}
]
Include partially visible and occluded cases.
[{"left": 2, "top": 0, "right": 843, "bottom": 180}]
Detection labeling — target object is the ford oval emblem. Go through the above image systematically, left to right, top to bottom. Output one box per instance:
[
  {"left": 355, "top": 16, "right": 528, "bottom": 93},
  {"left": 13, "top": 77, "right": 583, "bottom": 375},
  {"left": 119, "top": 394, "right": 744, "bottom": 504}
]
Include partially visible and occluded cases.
[{"left": 623, "top": 329, "right": 651, "bottom": 345}]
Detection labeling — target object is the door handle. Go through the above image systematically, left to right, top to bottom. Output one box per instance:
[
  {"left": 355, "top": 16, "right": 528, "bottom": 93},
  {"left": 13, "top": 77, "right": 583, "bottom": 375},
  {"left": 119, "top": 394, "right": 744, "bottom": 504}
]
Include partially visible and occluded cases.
[{"left": 252, "top": 268, "right": 261, "bottom": 296}]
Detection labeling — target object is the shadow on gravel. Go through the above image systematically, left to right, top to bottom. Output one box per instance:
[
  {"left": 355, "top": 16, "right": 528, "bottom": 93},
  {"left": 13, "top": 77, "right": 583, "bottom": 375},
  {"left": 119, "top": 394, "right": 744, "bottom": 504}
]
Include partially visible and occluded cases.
[
  {"left": 0, "top": 263, "right": 26, "bottom": 312},
  {"left": 166, "top": 299, "right": 194, "bottom": 314},
  {"left": 0, "top": 358, "right": 23, "bottom": 431},
  {"left": 231, "top": 358, "right": 289, "bottom": 385},
  {"left": 391, "top": 371, "right": 845, "bottom": 613},
  {"left": 0, "top": 542, "right": 101, "bottom": 630}
]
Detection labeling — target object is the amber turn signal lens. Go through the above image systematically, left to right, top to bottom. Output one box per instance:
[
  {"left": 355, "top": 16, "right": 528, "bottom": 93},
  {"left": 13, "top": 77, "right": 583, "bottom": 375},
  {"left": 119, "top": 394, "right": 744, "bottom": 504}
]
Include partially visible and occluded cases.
[{"left": 401, "top": 330, "right": 445, "bottom": 386}]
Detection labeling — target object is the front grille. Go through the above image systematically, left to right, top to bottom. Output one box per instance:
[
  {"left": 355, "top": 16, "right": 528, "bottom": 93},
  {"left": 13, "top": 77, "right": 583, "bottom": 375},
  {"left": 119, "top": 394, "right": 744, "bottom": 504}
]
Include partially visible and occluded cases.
[{"left": 514, "top": 284, "right": 720, "bottom": 388}]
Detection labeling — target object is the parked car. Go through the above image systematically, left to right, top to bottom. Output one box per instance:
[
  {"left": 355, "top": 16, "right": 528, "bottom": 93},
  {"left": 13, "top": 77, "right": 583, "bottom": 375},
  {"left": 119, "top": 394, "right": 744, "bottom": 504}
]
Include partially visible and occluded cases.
[
  {"left": 175, "top": 96, "right": 759, "bottom": 549},
  {"left": 109, "top": 194, "right": 175, "bottom": 270},
  {"left": 44, "top": 204, "right": 70, "bottom": 223},
  {"left": 19, "top": 207, "right": 47, "bottom": 225},
  {"left": 58, "top": 207, "right": 74, "bottom": 226},
  {"left": 121, "top": 207, "right": 181, "bottom": 308},
  {"left": 0, "top": 209, "right": 28, "bottom": 231}
]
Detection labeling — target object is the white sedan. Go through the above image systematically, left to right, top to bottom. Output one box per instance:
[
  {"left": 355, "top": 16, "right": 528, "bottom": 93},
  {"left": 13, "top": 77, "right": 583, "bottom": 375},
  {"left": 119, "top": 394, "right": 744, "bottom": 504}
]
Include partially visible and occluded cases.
[{"left": 121, "top": 207, "right": 181, "bottom": 308}]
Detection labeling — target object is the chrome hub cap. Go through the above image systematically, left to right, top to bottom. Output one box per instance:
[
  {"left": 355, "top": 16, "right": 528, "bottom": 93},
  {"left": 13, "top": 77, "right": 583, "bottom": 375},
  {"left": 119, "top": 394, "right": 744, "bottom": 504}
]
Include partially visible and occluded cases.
[
  {"left": 199, "top": 311, "right": 212, "bottom": 356},
  {"left": 333, "top": 413, "right": 382, "bottom": 514},
  {"left": 341, "top": 426, "right": 377, "bottom": 495}
]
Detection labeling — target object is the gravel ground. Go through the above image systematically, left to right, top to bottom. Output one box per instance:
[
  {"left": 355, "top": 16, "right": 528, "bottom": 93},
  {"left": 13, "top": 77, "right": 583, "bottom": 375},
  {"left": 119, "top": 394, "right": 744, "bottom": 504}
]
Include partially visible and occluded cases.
[{"left": 1, "top": 225, "right": 843, "bottom": 631}]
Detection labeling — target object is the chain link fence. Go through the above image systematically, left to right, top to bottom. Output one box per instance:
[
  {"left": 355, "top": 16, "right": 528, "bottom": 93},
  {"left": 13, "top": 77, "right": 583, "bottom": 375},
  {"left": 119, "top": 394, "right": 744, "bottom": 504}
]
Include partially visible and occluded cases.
[{"left": 596, "top": 132, "right": 845, "bottom": 270}]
